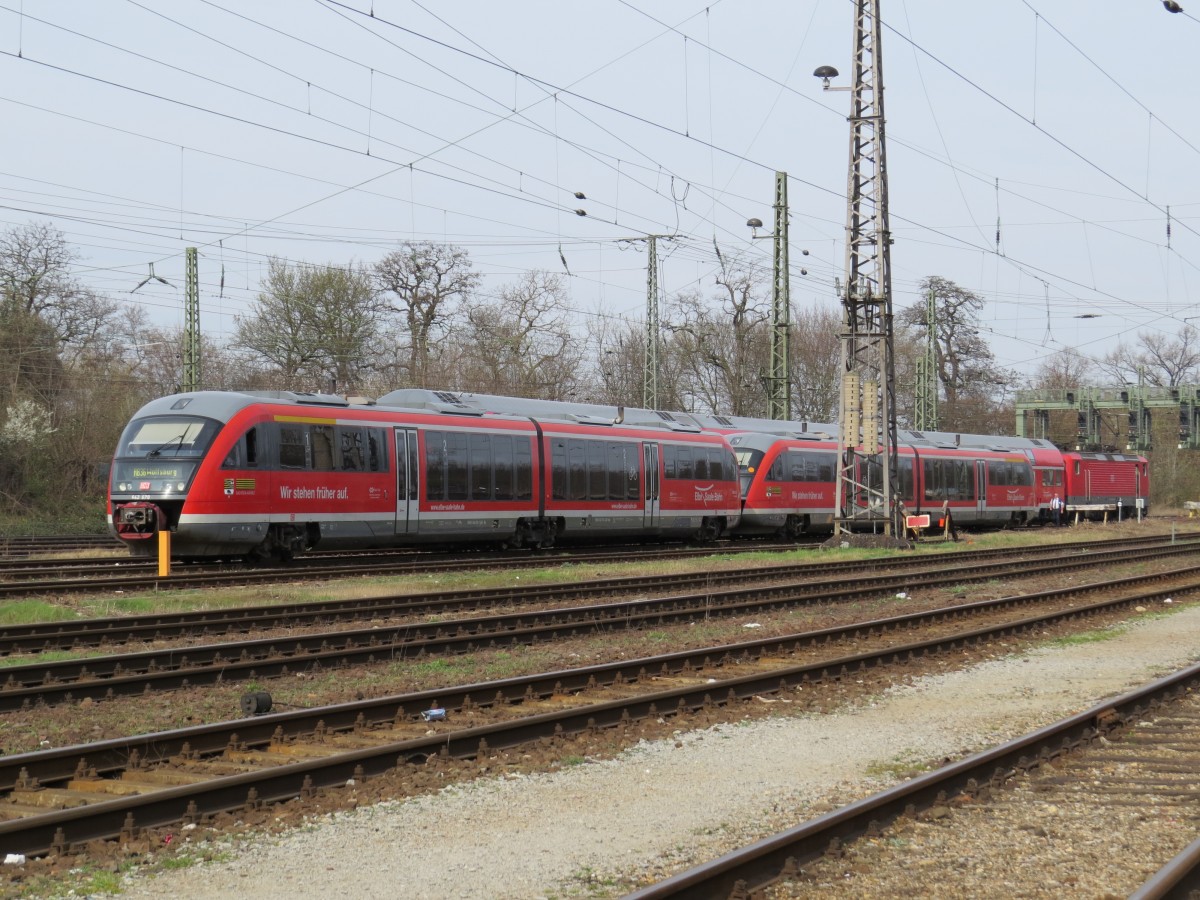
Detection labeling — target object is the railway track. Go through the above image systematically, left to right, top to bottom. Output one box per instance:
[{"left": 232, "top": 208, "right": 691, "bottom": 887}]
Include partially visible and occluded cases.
[
  {"left": 2, "top": 532, "right": 1194, "bottom": 656},
  {"left": 0, "top": 535, "right": 118, "bottom": 558},
  {"left": 1, "top": 537, "right": 1197, "bottom": 709},
  {"left": 0, "top": 539, "right": 811, "bottom": 595},
  {"left": 0, "top": 552, "right": 1197, "bottom": 859},
  {"left": 627, "top": 660, "right": 1200, "bottom": 899}
]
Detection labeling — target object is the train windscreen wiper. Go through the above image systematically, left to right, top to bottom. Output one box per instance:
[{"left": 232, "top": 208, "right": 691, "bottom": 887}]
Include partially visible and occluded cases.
[{"left": 147, "top": 434, "right": 187, "bottom": 457}]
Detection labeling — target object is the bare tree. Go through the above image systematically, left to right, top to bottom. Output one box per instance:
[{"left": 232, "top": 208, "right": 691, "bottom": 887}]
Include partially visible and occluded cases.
[
  {"left": 374, "top": 242, "right": 479, "bottom": 388},
  {"left": 661, "top": 254, "right": 772, "bottom": 415},
  {"left": 233, "top": 258, "right": 381, "bottom": 391},
  {"left": 457, "top": 271, "right": 582, "bottom": 398},
  {"left": 898, "top": 275, "right": 1014, "bottom": 432},
  {"left": 789, "top": 305, "right": 840, "bottom": 422},
  {"left": 1136, "top": 327, "right": 1200, "bottom": 386},
  {"left": 1096, "top": 328, "right": 1200, "bottom": 387},
  {"left": 1031, "top": 349, "right": 1094, "bottom": 390}
]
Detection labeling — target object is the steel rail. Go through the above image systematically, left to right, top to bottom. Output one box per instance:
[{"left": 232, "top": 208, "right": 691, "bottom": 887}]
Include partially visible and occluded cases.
[
  {"left": 1, "top": 533, "right": 1193, "bottom": 595},
  {"left": 2, "top": 534, "right": 1195, "bottom": 655},
  {"left": 0, "top": 540, "right": 816, "bottom": 596},
  {"left": 1, "top": 542, "right": 1197, "bottom": 710},
  {"left": 0, "top": 570, "right": 1196, "bottom": 858},
  {"left": 625, "top": 661, "right": 1200, "bottom": 899},
  {"left": 1130, "top": 835, "right": 1200, "bottom": 899}
]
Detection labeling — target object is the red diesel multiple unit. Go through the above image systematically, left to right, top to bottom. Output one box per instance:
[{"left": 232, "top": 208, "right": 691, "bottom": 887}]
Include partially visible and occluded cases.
[{"left": 108, "top": 390, "right": 741, "bottom": 560}]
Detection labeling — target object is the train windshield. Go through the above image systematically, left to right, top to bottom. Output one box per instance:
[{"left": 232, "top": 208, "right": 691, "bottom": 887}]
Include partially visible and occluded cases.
[
  {"left": 116, "top": 416, "right": 220, "bottom": 459},
  {"left": 733, "top": 448, "right": 764, "bottom": 497}
]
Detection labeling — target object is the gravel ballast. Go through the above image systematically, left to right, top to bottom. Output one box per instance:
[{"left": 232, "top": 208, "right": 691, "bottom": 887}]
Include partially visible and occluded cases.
[{"left": 108, "top": 599, "right": 1200, "bottom": 899}]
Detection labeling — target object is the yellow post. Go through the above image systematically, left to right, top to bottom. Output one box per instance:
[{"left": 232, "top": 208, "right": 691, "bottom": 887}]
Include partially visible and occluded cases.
[{"left": 157, "top": 529, "right": 171, "bottom": 578}]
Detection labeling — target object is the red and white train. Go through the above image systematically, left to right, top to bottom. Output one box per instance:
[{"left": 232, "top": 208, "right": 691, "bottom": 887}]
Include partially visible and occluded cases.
[
  {"left": 108, "top": 389, "right": 1151, "bottom": 560},
  {"left": 108, "top": 390, "right": 743, "bottom": 560},
  {"left": 730, "top": 428, "right": 1149, "bottom": 536}
]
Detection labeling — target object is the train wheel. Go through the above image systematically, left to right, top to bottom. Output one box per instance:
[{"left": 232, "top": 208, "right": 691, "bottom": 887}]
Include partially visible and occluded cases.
[
  {"left": 783, "top": 514, "right": 809, "bottom": 540},
  {"left": 536, "top": 518, "right": 560, "bottom": 550}
]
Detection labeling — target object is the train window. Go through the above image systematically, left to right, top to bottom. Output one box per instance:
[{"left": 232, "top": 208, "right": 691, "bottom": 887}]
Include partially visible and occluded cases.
[
  {"left": 279, "top": 425, "right": 306, "bottom": 469},
  {"left": 311, "top": 426, "right": 335, "bottom": 471},
  {"left": 221, "top": 428, "right": 260, "bottom": 469},
  {"left": 339, "top": 428, "right": 366, "bottom": 471},
  {"left": 368, "top": 429, "right": 387, "bottom": 472},
  {"left": 426, "top": 432, "right": 447, "bottom": 499},
  {"left": 446, "top": 432, "right": 469, "bottom": 501},
  {"left": 404, "top": 433, "right": 416, "bottom": 498},
  {"left": 470, "top": 433, "right": 492, "bottom": 500},
  {"left": 493, "top": 434, "right": 514, "bottom": 501},
  {"left": 515, "top": 439, "right": 533, "bottom": 501},
  {"left": 551, "top": 440, "right": 568, "bottom": 500},
  {"left": 569, "top": 440, "right": 587, "bottom": 501},
  {"left": 588, "top": 441, "right": 607, "bottom": 500},
  {"left": 606, "top": 443, "right": 625, "bottom": 501},
  {"left": 662, "top": 445, "right": 676, "bottom": 479},
  {"left": 674, "top": 446, "right": 694, "bottom": 480},
  {"left": 693, "top": 448, "right": 709, "bottom": 481},
  {"left": 706, "top": 448, "right": 725, "bottom": 482},
  {"left": 787, "top": 451, "right": 805, "bottom": 482},
  {"left": 822, "top": 453, "right": 836, "bottom": 481},
  {"left": 767, "top": 455, "right": 784, "bottom": 481},
  {"left": 897, "top": 457, "right": 914, "bottom": 501},
  {"left": 923, "top": 458, "right": 975, "bottom": 501},
  {"left": 957, "top": 460, "right": 976, "bottom": 500},
  {"left": 988, "top": 461, "right": 1032, "bottom": 487},
  {"left": 1074, "top": 461, "right": 1081, "bottom": 475}
]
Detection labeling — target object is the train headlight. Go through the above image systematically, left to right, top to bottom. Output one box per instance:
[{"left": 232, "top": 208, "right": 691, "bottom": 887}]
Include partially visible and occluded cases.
[
  {"left": 177, "top": 482, "right": 186, "bottom": 491},
  {"left": 118, "top": 483, "right": 129, "bottom": 491}
]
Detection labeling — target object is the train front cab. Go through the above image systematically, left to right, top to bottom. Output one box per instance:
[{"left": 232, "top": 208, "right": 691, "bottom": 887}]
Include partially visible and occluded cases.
[
  {"left": 108, "top": 402, "right": 229, "bottom": 557},
  {"left": 728, "top": 433, "right": 837, "bottom": 538},
  {"left": 1063, "top": 452, "right": 1150, "bottom": 521}
]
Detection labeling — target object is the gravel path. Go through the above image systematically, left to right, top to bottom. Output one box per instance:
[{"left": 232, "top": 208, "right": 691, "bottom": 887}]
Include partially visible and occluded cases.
[{"left": 115, "top": 601, "right": 1200, "bottom": 900}]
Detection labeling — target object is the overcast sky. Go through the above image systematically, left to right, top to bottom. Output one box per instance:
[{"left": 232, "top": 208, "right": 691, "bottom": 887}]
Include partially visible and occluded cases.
[{"left": 1, "top": 0, "right": 1196, "bottom": 384}]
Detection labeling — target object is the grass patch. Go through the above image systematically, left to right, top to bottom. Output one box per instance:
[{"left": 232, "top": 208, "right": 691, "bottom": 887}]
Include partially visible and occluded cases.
[
  {"left": 0, "top": 600, "right": 80, "bottom": 625},
  {"left": 1049, "top": 626, "right": 1128, "bottom": 647},
  {"left": 0, "top": 648, "right": 112, "bottom": 669},
  {"left": 865, "top": 750, "right": 934, "bottom": 780}
]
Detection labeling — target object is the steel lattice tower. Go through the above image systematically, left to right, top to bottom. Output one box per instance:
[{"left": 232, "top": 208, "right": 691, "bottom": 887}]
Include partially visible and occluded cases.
[
  {"left": 830, "top": 0, "right": 900, "bottom": 535},
  {"left": 766, "top": 172, "right": 792, "bottom": 420},
  {"left": 643, "top": 235, "right": 659, "bottom": 409},
  {"left": 183, "top": 246, "right": 201, "bottom": 392},
  {"left": 913, "top": 287, "right": 939, "bottom": 431}
]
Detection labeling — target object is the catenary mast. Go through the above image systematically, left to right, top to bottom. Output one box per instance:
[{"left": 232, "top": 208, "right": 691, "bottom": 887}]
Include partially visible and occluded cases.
[{"left": 818, "top": 0, "right": 900, "bottom": 536}]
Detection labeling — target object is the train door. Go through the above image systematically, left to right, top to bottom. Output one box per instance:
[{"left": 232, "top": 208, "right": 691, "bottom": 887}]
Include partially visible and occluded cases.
[
  {"left": 394, "top": 427, "right": 419, "bottom": 535},
  {"left": 643, "top": 443, "right": 660, "bottom": 529},
  {"left": 976, "top": 459, "right": 987, "bottom": 520}
]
